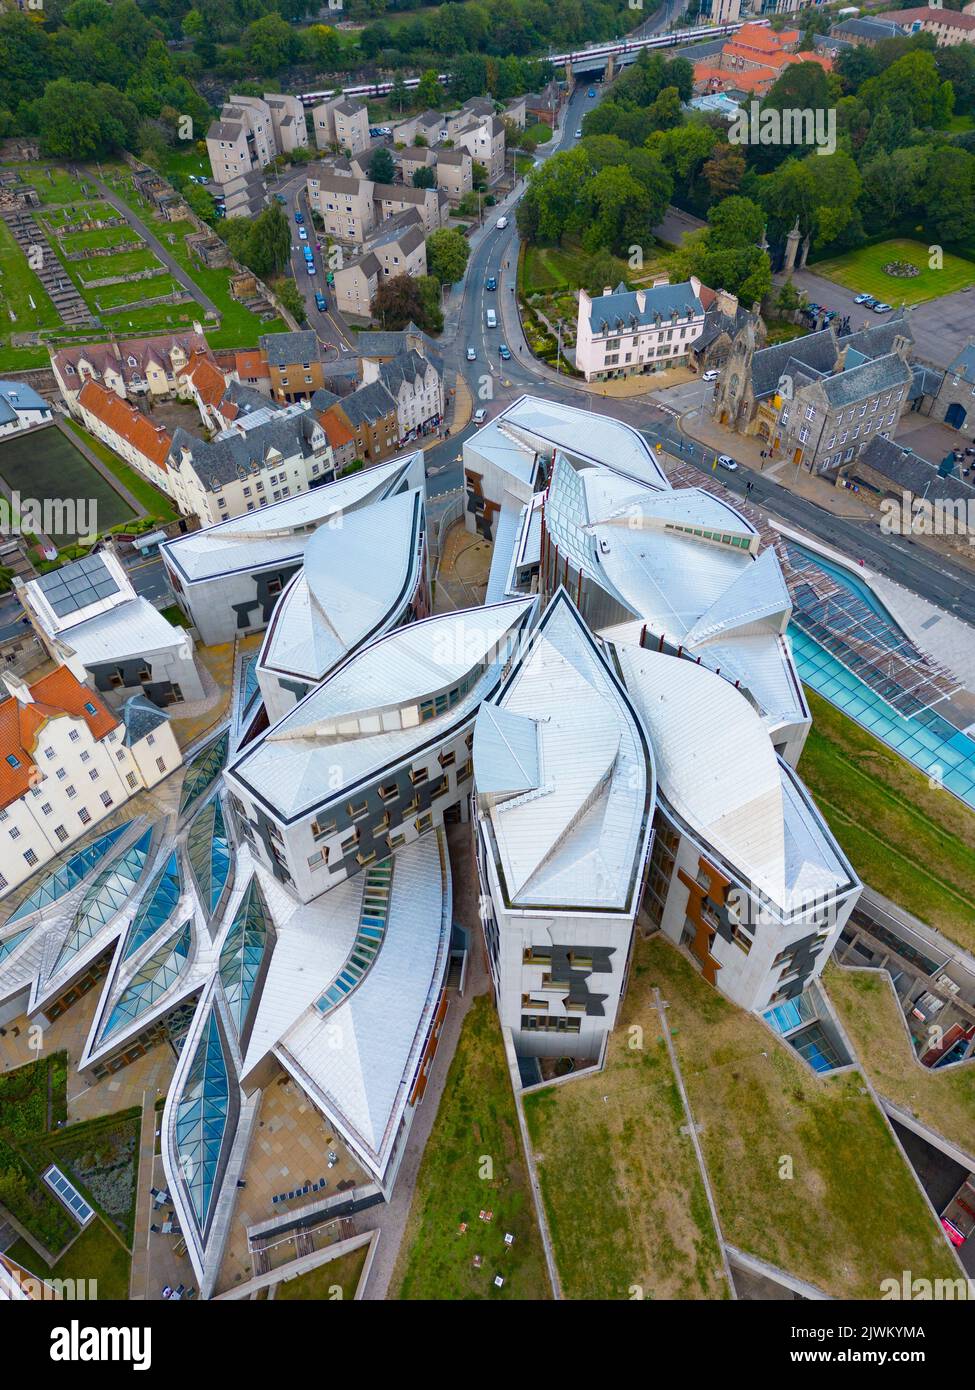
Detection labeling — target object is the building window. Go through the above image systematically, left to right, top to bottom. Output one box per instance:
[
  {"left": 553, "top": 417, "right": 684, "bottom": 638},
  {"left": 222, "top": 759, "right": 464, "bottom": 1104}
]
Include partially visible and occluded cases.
[
  {"left": 69, "top": 730, "right": 80, "bottom": 743},
  {"left": 80, "top": 751, "right": 91, "bottom": 763},
  {"left": 5, "top": 754, "right": 20, "bottom": 768},
  {"left": 155, "top": 758, "right": 165, "bottom": 775},
  {"left": 89, "top": 769, "right": 99, "bottom": 781},
  {"left": 127, "top": 772, "right": 139, "bottom": 788},
  {"left": 100, "top": 792, "right": 113, "bottom": 808},
  {"left": 41, "top": 803, "right": 51, "bottom": 816},
  {"left": 78, "top": 808, "right": 91, "bottom": 824},
  {"left": 415, "top": 812, "right": 433, "bottom": 834},
  {"left": 311, "top": 817, "right": 336, "bottom": 841},
  {"left": 54, "top": 825, "right": 69, "bottom": 844},
  {"left": 9, "top": 826, "right": 20, "bottom": 840},
  {"left": 23, "top": 848, "right": 38, "bottom": 866}
]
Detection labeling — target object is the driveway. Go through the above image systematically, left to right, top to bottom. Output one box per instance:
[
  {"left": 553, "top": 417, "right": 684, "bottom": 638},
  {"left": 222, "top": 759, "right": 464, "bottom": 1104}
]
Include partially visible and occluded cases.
[{"left": 789, "top": 268, "right": 971, "bottom": 369}]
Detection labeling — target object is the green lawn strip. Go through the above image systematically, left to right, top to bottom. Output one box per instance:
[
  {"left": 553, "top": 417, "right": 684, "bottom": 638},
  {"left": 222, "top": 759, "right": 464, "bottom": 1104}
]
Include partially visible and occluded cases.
[
  {"left": 5, "top": 166, "right": 91, "bottom": 206},
  {"left": 161, "top": 220, "right": 287, "bottom": 347},
  {"left": 59, "top": 227, "right": 141, "bottom": 254},
  {"left": 813, "top": 239, "right": 975, "bottom": 305},
  {"left": 73, "top": 249, "right": 165, "bottom": 283},
  {"left": 61, "top": 419, "right": 177, "bottom": 525},
  {"left": 645, "top": 936, "right": 958, "bottom": 1298},
  {"left": 523, "top": 950, "right": 726, "bottom": 1300},
  {"left": 825, "top": 964, "right": 975, "bottom": 1158},
  {"left": 392, "top": 994, "right": 550, "bottom": 1300},
  {"left": 0, "top": 1054, "right": 76, "bottom": 1253},
  {"left": 20, "top": 1107, "right": 142, "bottom": 1248},
  {"left": 5, "top": 1219, "right": 131, "bottom": 1300},
  {"left": 274, "top": 1244, "right": 369, "bottom": 1301}
]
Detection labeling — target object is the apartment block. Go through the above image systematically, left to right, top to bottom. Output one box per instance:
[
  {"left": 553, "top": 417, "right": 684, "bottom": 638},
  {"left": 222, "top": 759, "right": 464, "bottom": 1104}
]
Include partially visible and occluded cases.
[{"left": 312, "top": 96, "right": 370, "bottom": 154}]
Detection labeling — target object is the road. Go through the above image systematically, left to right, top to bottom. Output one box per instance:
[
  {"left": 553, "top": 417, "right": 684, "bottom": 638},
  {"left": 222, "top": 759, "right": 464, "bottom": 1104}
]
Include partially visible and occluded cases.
[{"left": 266, "top": 170, "right": 357, "bottom": 362}]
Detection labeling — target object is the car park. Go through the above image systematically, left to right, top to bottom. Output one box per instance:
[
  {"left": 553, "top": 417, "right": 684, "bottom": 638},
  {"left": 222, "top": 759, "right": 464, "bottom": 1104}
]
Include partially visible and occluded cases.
[
  {"left": 314, "top": 292, "right": 327, "bottom": 311},
  {"left": 872, "top": 302, "right": 892, "bottom": 313},
  {"left": 498, "top": 343, "right": 511, "bottom": 360},
  {"left": 466, "top": 347, "right": 477, "bottom": 360},
  {"left": 702, "top": 369, "right": 720, "bottom": 383},
  {"left": 473, "top": 409, "right": 487, "bottom": 424},
  {"left": 717, "top": 455, "right": 739, "bottom": 471}
]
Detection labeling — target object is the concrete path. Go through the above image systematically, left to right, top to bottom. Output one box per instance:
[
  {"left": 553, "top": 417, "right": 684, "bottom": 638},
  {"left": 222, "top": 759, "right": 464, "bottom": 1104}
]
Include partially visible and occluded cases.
[{"left": 77, "top": 169, "right": 219, "bottom": 320}]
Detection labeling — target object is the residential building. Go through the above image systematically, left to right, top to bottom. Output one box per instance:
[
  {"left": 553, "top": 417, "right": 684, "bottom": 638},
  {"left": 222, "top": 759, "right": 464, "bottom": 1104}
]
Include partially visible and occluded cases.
[
  {"left": 698, "top": 0, "right": 741, "bottom": 21},
  {"left": 876, "top": 6, "right": 975, "bottom": 44},
  {"left": 694, "top": 22, "right": 832, "bottom": 97},
  {"left": 525, "top": 82, "right": 565, "bottom": 127},
  {"left": 264, "top": 93, "right": 308, "bottom": 155},
  {"left": 206, "top": 95, "right": 279, "bottom": 216},
  {"left": 503, "top": 95, "right": 527, "bottom": 130},
  {"left": 312, "top": 97, "right": 370, "bottom": 154},
  {"left": 390, "top": 110, "right": 444, "bottom": 147},
  {"left": 451, "top": 114, "right": 505, "bottom": 185},
  {"left": 398, "top": 147, "right": 437, "bottom": 185},
  {"left": 435, "top": 148, "right": 473, "bottom": 202},
  {"left": 306, "top": 172, "right": 376, "bottom": 242},
  {"left": 373, "top": 182, "right": 449, "bottom": 234},
  {"left": 331, "top": 251, "right": 382, "bottom": 319},
  {"left": 574, "top": 278, "right": 708, "bottom": 381},
  {"left": 710, "top": 311, "right": 916, "bottom": 473},
  {"left": 51, "top": 330, "right": 211, "bottom": 410},
  {"left": 258, "top": 331, "right": 325, "bottom": 403},
  {"left": 933, "top": 343, "right": 975, "bottom": 431},
  {"left": 361, "top": 346, "right": 444, "bottom": 440},
  {"left": 335, "top": 379, "right": 401, "bottom": 463},
  {"left": 74, "top": 380, "right": 174, "bottom": 498},
  {"left": 0, "top": 381, "right": 51, "bottom": 438},
  {"left": 311, "top": 390, "right": 358, "bottom": 471},
  {"left": 165, "top": 402, "right": 334, "bottom": 527},
  {"left": 838, "top": 434, "right": 975, "bottom": 553},
  {"left": 160, "top": 452, "right": 424, "bottom": 644},
  {"left": 18, "top": 551, "right": 204, "bottom": 708},
  {"left": 0, "top": 667, "right": 178, "bottom": 898}
]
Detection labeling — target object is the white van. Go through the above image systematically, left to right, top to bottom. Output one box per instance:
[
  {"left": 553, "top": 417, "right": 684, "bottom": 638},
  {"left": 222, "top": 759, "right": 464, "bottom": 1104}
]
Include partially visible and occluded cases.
[
  {"left": 496, "top": 217, "right": 508, "bottom": 230},
  {"left": 485, "top": 308, "right": 497, "bottom": 329}
]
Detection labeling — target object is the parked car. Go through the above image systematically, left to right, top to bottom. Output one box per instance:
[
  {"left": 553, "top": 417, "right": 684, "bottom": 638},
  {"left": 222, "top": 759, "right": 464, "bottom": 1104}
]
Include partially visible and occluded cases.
[
  {"left": 587, "top": 88, "right": 596, "bottom": 98},
  {"left": 369, "top": 127, "right": 382, "bottom": 138},
  {"left": 575, "top": 127, "right": 583, "bottom": 138},
  {"left": 274, "top": 194, "right": 287, "bottom": 204},
  {"left": 294, "top": 210, "right": 303, "bottom": 223},
  {"left": 495, "top": 216, "right": 508, "bottom": 230},
  {"left": 298, "top": 226, "right": 307, "bottom": 240},
  {"left": 485, "top": 275, "right": 497, "bottom": 291},
  {"left": 314, "top": 292, "right": 327, "bottom": 311},
  {"left": 853, "top": 293, "right": 874, "bottom": 304},
  {"left": 872, "top": 302, "right": 892, "bottom": 313},
  {"left": 498, "top": 343, "right": 511, "bottom": 360},
  {"left": 466, "top": 346, "right": 477, "bottom": 360},
  {"left": 702, "top": 369, "right": 720, "bottom": 383},
  {"left": 473, "top": 409, "right": 487, "bottom": 424},
  {"left": 717, "top": 454, "right": 739, "bottom": 471}
]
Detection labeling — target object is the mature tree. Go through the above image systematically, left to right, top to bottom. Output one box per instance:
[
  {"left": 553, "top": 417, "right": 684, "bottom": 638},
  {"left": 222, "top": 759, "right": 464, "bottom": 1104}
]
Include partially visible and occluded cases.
[
  {"left": 242, "top": 13, "right": 299, "bottom": 75},
  {"left": 302, "top": 25, "right": 342, "bottom": 70},
  {"left": 860, "top": 49, "right": 953, "bottom": 128},
  {"left": 415, "top": 69, "right": 443, "bottom": 110},
  {"left": 390, "top": 72, "right": 409, "bottom": 113},
  {"left": 35, "top": 79, "right": 135, "bottom": 158},
  {"left": 647, "top": 86, "right": 683, "bottom": 134},
  {"left": 650, "top": 123, "right": 718, "bottom": 183},
  {"left": 702, "top": 142, "right": 745, "bottom": 196},
  {"left": 516, "top": 146, "right": 592, "bottom": 244},
  {"left": 368, "top": 147, "right": 395, "bottom": 183},
  {"left": 924, "top": 148, "right": 975, "bottom": 243},
  {"left": 412, "top": 165, "right": 436, "bottom": 188},
  {"left": 582, "top": 165, "right": 651, "bottom": 257},
  {"left": 183, "top": 180, "right": 217, "bottom": 223},
  {"left": 706, "top": 195, "right": 766, "bottom": 250},
  {"left": 426, "top": 226, "right": 470, "bottom": 283},
  {"left": 581, "top": 250, "right": 624, "bottom": 296},
  {"left": 372, "top": 273, "right": 441, "bottom": 332},
  {"left": 277, "top": 277, "right": 307, "bottom": 324}
]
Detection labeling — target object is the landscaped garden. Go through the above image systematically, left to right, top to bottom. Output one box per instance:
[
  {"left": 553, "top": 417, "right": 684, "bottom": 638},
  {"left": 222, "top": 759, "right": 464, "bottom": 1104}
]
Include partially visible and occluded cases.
[
  {"left": 813, "top": 239, "right": 975, "bottom": 306},
  {"left": 799, "top": 690, "right": 975, "bottom": 955},
  {"left": 642, "top": 935, "right": 958, "bottom": 1298},
  {"left": 523, "top": 945, "right": 727, "bottom": 1300},
  {"left": 825, "top": 964, "right": 975, "bottom": 1159},
  {"left": 392, "top": 994, "right": 550, "bottom": 1300},
  {"left": 0, "top": 1053, "right": 138, "bottom": 1297},
  {"left": 274, "top": 1242, "right": 369, "bottom": 1301}
]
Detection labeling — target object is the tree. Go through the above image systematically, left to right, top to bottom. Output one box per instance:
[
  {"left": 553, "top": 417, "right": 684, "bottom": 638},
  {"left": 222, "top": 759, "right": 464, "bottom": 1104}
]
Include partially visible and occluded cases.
[
  {"left": 243, "top": 14, "right": 299, "bottom": 75},
  {"left": 416, "top": 69, "right": 443, "bottom": 110},
  {"left": 390, "top": 72, "right": 409, "bottom": 113},
  {"left": 35, "top": 79, "right": 134, "bottom": 159},
  {"left": 648, "top": 86, "right": 683, "bottom": 134},
  {"left": 703, "top": 143, "right": 745, "bottom": 197},
  {"left": 516, "top": 146, "right": 593, "bottom": 244},
  {"left": 368, "top": 147, "right": 395, "bottom": 183},
  {"left": 924, "top": 148, "right": 975, "bottom": 244},
  {"left": 582, "top": 165, "right": 651, "bottom": 257},
  {"left": 412, "top": 166, "right": 436, "bottom": 188},
  {"left": 183, "top": 181, "right": 217, "bottom": 224},
  {"left": 706, "top": 196, "right": 766, "bottom": 251},
  {"left": 426, "top": 227, "right": 470, "bottom": 283},
  {"left": 582, "top": 250, "right": 623, "bottom": 296},
  {"left": 373, "top": 273, "right": 441, "bottom": 333},
  {"left": 277, "top": 277, "right": 307, "bottom": 324}
]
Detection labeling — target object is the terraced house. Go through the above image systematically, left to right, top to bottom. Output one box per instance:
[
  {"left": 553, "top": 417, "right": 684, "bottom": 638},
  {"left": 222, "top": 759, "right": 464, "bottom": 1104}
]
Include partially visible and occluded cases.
[{"left": 574, "top": 278, "right": 709, "bottom": 381}]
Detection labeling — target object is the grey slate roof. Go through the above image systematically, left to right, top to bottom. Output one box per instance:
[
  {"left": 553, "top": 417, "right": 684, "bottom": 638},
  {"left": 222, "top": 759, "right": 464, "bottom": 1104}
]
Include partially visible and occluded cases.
[
  {"left": 831, "top": 17, "right": 904, "bottom": 39},
  {"left": 587, "top": 280, "right": 704, "bottom": 335},
  {"left": 696, "top": 299, "right": 749, "bottom": 353},
  {"left": 837, "top": 310, "right": 912, "bottom": 360},
  {"left": 355, "top": 323, "right": 442, "bottom": 369},
  {"left": 750, "top": 329, "right": 837, "bottom": 399},
  {"left": 259, "top": 331, "right": 318, "bottom": 368},
  {"left": 945, "top": 343, "right": 975, "bottom": 386},
  {"left": 378, "top": 348, "right": 434, "bottom": 398},
  {"left": 819, "top": 352, "right": 911, "bottom": 408},
  {"left": 909, "top": 363, "right": 945, "bottom": 402},
  {"left": 340, "top": 379, "right": 397, "bottom": 428},
  {"left": 223, "top": 380, "right": 275, "bottom": 416},
  {"left": 310, "top": 388, "right": 342, "bottom": 413},
  {"left": 168, "top": 411, "right": 322, "bottom": 487},
  {"left": 857, "top": 434, "right": 975, "bottom": 505},
  {"left": 122, "top": 694, "right": 170, "bottom": 746}
]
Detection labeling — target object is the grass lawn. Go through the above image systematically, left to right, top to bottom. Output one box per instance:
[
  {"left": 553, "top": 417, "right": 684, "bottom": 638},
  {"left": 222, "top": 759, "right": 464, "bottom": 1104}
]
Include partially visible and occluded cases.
[
  {"left": 6, "top": 165, "right": 92, "bottom": 206},
  {"left": 44, "top": 202, "right": 114, "bottom": 229},
  {"left": 0, "top": 218, "right": 62, "bottom": 334},
  {"left": 162, "top": 219, "right": 287, "bottom": 348},
  {"left": 59, "top": 227, "right": 141, "bottom": 254},
  {"left": 521, "top": 237, "right": 669, "bottom": 296},
  {"left": 813, "top": 239, "right": 975, "bottom": 305},
  {"left": 73, "top": 249, "right": 164, "bottom": 284},
  {"left": 90, "top": 277, "right": 183, "bottom": 312},
  {"left": 62, "top": 419, "right": 177, "bottom": 525},
  {"left": 0, "top": 426, "right": 136, "bottom": 543},
  {"left": 799, "top": 690, "right": 975, "bottom": 954},
  {"left": 644, "top": 936, "right": 958, "bottom": 1298},
  {"left": 523, "top": 949, "right": 727, "bottom": 1300},
  {"left": 825, "top": 964, "right": 975, "bottom": 1159},
  {"left": 391, "top": 995, "right": 550, "bottom": 1300},
  {"left": 5, "top": 1219, "right": 131, "bottom": 1300},
  {"left": 274, "top": 1243, "right": 368, "bottom": 1301}
]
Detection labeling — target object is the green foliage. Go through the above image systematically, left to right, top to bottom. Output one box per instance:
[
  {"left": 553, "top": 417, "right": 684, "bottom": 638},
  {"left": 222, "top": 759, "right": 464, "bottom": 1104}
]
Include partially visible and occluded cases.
[
  {"left": 368, "top": 147, "right": 396, "bottom": 184},
  {"left": 412, "top": 165, "right": 436, "bottom": 189},
  {"left": 222, "top": 203, "right": 291, "bottom": 280},
  {"left": 426, "top": 226, "right": 470, "bottom": 284},
  {"left": 372, "top": 272, "right": 442, "bottom": 333},
  {"left": 277, "top": 276, "right": 307, "bottom": 324}
]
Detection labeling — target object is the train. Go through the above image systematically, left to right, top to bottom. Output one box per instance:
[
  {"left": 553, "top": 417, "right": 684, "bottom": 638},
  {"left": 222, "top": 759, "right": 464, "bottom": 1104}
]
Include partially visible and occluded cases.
[{"left": 295, "top": 17, "right": 770, "bottom": 106}]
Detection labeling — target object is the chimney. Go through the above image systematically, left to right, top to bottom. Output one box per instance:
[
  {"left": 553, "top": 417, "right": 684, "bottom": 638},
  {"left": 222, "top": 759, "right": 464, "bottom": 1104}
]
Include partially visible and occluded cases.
[
  {"left": 652, "top": 274, "right": 670, "bottom": 289},
  {"left": 603, "top": 286, "right": 612, "bottom": 297},
  {"left": 715, "top": 288, "right": 739, "bottom": 318},
  {"left": 636, "top": 289, "right": 646, "bottom": 313},
  {"left": 2, "top": 671, "right": 33, "bottom": 705}
]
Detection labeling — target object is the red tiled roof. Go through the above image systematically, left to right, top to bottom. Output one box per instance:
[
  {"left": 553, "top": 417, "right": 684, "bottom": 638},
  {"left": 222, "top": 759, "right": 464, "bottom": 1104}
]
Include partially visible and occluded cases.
[
  {"left": 878, "top": 6, "right": 975, "bottom": 28},
  {"left": 734, "top": 22, "right": 799, "bottom": 51},
  {"left": 235, "top": 350, "right": 270, "bottom": 379},
  {"left": 180, "top": 352, "right": 227, "bottom": 409},
  {"left": 77, "top": 380, "right": 172, "bottom": 472},
  {"left": 318, "top": 405, "right": 355, "bottom": 449},
  {"left": 0, "top": 667, "right": 118, "bottom": 809}
]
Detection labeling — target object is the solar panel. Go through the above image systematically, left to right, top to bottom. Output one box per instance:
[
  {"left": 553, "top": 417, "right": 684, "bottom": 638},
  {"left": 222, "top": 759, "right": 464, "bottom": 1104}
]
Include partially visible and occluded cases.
[
  {"left": 36, "top": 554, "right": 119, "bottom": 619},
  {"left": 42, "top": 1165, "right": 95, "bottom": 1225}
]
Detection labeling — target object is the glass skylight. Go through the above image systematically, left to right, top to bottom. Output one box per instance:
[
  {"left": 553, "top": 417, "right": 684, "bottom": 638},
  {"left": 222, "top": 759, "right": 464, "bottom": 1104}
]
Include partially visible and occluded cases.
[
  {"left": 179, "top": 731, "right": 229, "bottom": 815},
  {"left": 186, "top": 798, "right": 231, "bottom": 916},
  {"left": 5, "top": 823, "right": 131, "bottom": 925},
  {"left": 51, "top": 828, "right": 153, "bottom": 977},
  {"left": 123, "top": 851, "right": 182, "bottom": 960},
  {"left": 314, "top": 858, "right": 392, "bottom": 1013},
  {"left": 218, "top": 878, "right": 273, "bottom": 1039},
  {"left": 101, "top": 921, "right": 192, "bottom": 1039},
  {"left": 0, "top": 927, "right": 31, "bottom": 965},
  {"left": 173, "top": 1008, "right": 236, "bottom": 1236}
]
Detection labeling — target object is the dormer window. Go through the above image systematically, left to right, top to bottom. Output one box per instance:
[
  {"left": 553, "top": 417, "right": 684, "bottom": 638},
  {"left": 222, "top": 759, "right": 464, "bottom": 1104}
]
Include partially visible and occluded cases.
[{"left": 6, "top": 755, "right": 20, "bottom": 768}]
